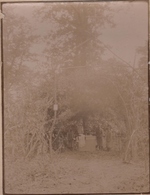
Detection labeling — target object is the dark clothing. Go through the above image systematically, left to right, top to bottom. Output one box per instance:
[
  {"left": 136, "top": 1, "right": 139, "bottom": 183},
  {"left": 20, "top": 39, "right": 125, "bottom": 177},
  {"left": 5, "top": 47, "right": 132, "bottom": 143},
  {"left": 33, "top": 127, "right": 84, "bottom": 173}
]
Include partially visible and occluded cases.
[
  {"left": 67, "top": 125, "right": 79, "bottom": 150},
  {"left": 95, "top": 126, "right": 102, "bottom": 150}
]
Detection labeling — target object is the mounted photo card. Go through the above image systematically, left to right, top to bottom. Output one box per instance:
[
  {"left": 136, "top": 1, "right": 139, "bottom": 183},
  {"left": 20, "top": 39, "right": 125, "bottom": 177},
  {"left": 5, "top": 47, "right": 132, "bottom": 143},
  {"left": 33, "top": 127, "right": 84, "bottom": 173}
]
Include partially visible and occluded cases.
[{"left": 1, "top": 0, "right": 149, "bottom": 194}]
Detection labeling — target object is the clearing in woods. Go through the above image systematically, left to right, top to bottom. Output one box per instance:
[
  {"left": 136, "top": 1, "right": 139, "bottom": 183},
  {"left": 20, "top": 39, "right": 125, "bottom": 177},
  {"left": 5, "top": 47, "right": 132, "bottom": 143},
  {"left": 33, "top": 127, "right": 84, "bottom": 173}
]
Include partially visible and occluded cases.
[{"left": 5, "top": 150, "right": 149, "bottom": 194}]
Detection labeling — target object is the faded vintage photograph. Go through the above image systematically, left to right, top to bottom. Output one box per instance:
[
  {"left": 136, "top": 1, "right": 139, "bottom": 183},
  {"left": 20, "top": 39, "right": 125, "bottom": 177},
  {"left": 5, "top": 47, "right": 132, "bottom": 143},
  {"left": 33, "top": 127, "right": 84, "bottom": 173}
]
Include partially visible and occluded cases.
[{"left": 2, "top": 1, "right": 149, "bottom": 194}]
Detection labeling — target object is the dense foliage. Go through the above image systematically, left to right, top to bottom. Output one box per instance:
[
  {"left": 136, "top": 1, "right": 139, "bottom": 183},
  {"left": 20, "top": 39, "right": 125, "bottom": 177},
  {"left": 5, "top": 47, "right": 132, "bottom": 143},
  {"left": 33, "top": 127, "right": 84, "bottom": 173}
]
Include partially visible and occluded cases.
[{"left": 3, "top": 3, "right": 148, "bottom": 163}]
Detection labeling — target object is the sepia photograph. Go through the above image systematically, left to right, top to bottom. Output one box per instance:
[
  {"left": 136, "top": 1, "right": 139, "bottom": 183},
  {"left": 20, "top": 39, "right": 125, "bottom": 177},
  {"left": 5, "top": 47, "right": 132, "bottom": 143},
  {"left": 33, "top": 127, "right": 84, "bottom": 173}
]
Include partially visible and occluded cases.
[{"left": 2, "top": 0, "right": 149, "bottom": 194}]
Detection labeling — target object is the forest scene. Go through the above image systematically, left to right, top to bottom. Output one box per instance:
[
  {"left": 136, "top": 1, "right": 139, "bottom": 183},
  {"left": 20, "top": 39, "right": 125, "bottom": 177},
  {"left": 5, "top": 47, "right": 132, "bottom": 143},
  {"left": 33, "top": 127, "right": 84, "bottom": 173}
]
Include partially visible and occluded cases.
[{"left": 2, "top": 1, "right": 149, "bottom": 194}]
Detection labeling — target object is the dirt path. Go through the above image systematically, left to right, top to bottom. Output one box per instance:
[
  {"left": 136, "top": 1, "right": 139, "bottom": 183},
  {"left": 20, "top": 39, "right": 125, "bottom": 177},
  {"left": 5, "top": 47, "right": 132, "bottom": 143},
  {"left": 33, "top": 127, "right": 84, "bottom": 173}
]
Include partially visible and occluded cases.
[{"left": 5, "top": 151, "right": 149, "bottom": 194}]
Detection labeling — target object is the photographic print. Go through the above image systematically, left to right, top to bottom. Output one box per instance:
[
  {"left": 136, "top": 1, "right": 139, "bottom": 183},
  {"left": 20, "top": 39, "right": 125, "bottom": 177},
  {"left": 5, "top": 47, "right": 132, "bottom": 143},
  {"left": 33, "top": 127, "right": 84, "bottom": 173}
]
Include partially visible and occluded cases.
[{"left": 2, "top": 1, "right": 149, "bottom": 194}]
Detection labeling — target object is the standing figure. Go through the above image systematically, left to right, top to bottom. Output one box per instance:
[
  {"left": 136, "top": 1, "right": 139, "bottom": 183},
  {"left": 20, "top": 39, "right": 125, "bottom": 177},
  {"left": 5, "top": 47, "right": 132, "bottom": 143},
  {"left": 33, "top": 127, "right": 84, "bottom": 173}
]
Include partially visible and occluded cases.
[
  {"left": 67, "top": 123, "right": 79, "bottom": 150},
  {"left": 71, "top": 124, "right": 79, "bottom": 150},
  {"left": 95, "top": 124, "right": 102, "bottom": 150},
  {"left": 105, "top": 127, "right": 111, "bottom": 151}
]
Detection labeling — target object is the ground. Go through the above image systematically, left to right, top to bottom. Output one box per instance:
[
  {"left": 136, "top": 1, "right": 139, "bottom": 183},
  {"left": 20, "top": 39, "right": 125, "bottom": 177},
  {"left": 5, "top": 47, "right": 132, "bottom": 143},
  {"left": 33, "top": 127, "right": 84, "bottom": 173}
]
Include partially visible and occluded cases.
[{"left": 5, "top": 151, "right": 149, "bottom": 194}]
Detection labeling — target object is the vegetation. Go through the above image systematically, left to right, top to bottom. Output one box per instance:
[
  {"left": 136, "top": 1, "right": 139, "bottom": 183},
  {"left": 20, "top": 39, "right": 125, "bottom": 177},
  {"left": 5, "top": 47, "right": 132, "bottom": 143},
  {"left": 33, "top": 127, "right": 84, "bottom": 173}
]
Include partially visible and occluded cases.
[
  {"left": 3, "top": 2, "right": 148, "bottom": 164},
  {"left": 3, "top": 2, "right": 149, "bottom": 194}
]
